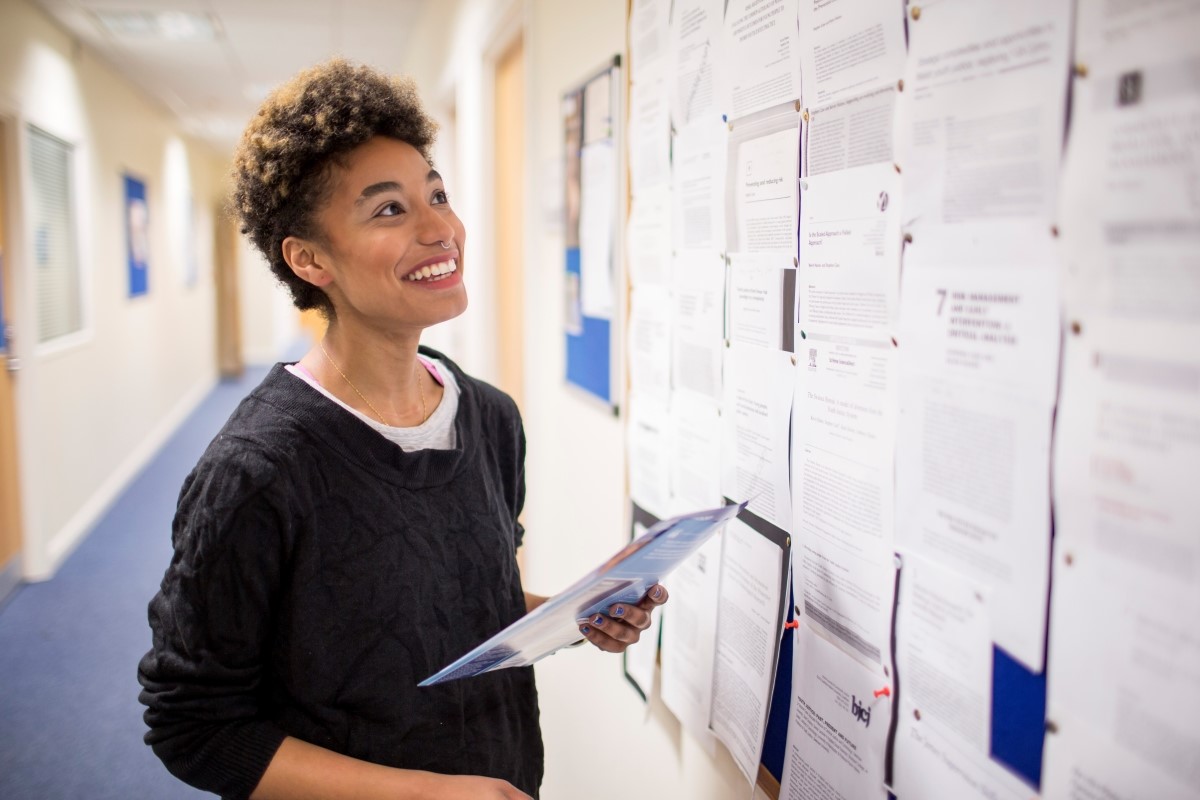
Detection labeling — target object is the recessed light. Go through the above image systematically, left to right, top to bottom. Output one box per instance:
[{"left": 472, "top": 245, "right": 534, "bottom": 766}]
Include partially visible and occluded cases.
[{"left": 92, "top": 10, "right": 221, "bottom": 42}]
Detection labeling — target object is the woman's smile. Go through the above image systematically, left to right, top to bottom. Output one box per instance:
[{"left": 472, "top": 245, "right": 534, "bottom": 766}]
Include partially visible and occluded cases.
[{"left": 401, "top": 254, "right": 461, "bottom": 285}]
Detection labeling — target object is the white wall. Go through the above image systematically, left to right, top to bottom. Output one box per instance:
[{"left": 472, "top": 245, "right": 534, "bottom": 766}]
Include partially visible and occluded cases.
[
  {"left": 0, "top": 0, "right": 230, "bottom": 578},
  {"left": 401, "top": 1, "right": 766, "bottom": 797},
  {"left": 238, "top": 237, "right": 300, "bottom": 364}
]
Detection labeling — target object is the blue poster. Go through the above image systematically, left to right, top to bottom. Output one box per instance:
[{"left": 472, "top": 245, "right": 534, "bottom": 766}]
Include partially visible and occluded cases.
[{"left": 124, "top": 174, "right": 149, "bottom": 298}]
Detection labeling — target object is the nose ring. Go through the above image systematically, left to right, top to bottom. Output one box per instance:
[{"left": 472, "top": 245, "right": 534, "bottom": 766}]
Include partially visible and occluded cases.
[{"left": 439, "top": 240, "right": 451, "bottom": 249}]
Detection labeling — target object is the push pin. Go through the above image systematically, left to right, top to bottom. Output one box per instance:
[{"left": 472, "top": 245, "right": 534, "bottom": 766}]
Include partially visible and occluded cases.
[
  {"left": 911, "top": 6, "right": 921, "bottom": 20},
  {"left": 874, "top": 686, "right": 891, "bottom": 699}
]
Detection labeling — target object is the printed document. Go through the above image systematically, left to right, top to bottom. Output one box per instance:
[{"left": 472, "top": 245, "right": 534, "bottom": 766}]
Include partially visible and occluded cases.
[
  {"left": 722, "top": 0, "right": 800, "bottom": 120},
  {"left": 798, "top": 0, "right": 905, "bottom": 107},
  {"left": 421, "top": 503, "right": 744, "bottom": 686},
  {"left": 710, "top": 514, "right": 789, "bottom": 785},
  {"left": 779, "top": 624, "right": 890, "bottom": 800}
]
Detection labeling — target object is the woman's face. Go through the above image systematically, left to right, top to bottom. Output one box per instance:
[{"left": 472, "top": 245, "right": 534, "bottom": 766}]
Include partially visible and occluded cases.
[{"left": 310, "top": 135, "right": 467, "bottom": 330}]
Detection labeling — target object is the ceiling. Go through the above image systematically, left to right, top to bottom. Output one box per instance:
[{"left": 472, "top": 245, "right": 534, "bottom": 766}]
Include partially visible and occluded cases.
[{"left": 33, "top": 0, "right": 433, "bottom": 153}]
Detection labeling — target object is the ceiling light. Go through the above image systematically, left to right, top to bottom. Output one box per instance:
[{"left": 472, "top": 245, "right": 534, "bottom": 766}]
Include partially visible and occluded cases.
[{"left": 92, "top": 10, "right": 221, "bottom": 42}]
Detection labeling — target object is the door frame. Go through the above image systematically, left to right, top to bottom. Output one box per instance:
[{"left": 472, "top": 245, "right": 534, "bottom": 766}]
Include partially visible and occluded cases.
[{"left": 0, "top": 109, "right": 25, "bottom": 604}]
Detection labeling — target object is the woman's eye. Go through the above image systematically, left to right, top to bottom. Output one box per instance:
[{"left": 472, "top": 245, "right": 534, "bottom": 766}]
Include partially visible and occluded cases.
[
  {"left": 432, "top": 190, "right": 450, "bottom": 205},
  {"left": 377, "top": 202, "right": 404, "bottom": 217}
]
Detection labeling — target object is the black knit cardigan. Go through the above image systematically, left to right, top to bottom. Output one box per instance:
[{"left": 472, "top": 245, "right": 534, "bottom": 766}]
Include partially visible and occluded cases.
[{"left": 137, "top": 347, "right": 543, "bottom": 799}]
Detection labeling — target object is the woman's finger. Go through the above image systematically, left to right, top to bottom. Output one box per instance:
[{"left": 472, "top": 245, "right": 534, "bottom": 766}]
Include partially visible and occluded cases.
[
  {"left": 636, "top": 584, "right": 669, "bottom": 610},
  {"left": 607, "top": 601, "right": 652, "bottom": 630},
  {"left": 578, "top": 614, "right": 640, "bottom": 650}
]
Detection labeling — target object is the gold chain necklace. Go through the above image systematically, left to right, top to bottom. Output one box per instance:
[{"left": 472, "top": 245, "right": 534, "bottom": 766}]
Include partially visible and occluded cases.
[{"left": 319, "top": 341, "right": 427, "bottom": 427}]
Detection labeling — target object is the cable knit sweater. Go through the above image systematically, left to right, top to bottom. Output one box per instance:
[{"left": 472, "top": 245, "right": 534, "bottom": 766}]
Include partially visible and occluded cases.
[{"left": 137, "top": 347, "right": 543, "bottom": 799}]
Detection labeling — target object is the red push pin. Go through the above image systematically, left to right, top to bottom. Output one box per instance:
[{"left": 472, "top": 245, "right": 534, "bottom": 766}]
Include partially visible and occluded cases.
[
  {"left": 783, "top": 620, "right": 800, "bottom": 630},
  {"left": 873, "top": 686, "right": 891, "bottom": 699}
]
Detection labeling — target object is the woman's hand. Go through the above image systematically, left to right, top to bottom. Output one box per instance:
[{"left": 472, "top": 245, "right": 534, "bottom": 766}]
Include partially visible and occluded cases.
[{"left": 577, "top": 584, "right": 669, "bottom": 653}]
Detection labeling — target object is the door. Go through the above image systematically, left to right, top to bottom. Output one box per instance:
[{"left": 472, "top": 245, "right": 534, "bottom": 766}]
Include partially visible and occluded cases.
[
  {"left": 493, "top": 35, "right": 526, "bottom": 409},
  {"left": 0, "top": 116, "right": 25, "bottom": 600},
  {"left": 214, "top": 211, "right": 244, "bottom": 378}
]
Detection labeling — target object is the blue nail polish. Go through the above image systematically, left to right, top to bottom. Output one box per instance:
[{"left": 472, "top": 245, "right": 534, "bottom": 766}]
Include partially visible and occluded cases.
[
  {"left": 652, "top": 586, "right": 663, "bottom": 599},
  {"left": 613, "top": 606, "right": 625, "bottom": 617},
  {"left": 592, "top": 614, "right": 605, "bottom": 626},
  {"left": 580, "top": 625, "right": 590, "bottom": 635}
]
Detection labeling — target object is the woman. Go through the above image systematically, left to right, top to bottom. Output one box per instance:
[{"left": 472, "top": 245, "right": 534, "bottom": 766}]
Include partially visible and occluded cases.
[{"left": 137, "top": 59, "right": 666, "bottom": 800}]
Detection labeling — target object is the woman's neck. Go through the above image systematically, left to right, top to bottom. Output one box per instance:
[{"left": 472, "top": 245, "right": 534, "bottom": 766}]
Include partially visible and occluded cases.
[{"left": 300, "top": 320, "right": 434, "bottom": 428}]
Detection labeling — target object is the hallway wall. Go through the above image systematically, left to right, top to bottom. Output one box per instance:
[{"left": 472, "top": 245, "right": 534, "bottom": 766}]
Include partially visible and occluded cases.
[{"left": 0, "top": 0, "right": 232, "bottom": 579}]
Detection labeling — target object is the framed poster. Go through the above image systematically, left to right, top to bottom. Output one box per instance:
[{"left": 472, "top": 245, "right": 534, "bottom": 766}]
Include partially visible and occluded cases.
[
  {"left": 564, "top": 55, "right": 623, "bottom": 411},
  {"left": 124, "top": 173, "right": 149, "bottom": 298}
]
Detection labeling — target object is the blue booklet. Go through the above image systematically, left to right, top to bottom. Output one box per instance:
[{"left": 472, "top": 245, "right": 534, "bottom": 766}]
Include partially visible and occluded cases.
[{"left": 419, "top": 501, "right": 746, "bottom": 686}]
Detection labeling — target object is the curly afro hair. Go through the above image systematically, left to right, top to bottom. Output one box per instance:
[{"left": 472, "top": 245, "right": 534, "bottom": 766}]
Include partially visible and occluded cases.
[{"left": 231, "top": 58, "right": 438, "bottom": 317}]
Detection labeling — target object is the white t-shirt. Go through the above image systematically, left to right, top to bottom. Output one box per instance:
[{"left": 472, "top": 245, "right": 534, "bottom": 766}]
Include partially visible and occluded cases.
[{"left": 285, "top": 358, "right": 458, "bottom": 451}]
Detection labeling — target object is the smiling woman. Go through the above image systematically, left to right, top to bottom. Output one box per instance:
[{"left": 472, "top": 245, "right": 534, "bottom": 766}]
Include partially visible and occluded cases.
[{"left": 135, "top": 59, "right": 667, "bottom": 800}]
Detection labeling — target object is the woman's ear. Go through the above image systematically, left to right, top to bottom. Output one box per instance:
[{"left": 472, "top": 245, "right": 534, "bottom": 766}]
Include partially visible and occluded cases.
[{"left": 281, "top": 236, "right": 332, "bottom": 287}]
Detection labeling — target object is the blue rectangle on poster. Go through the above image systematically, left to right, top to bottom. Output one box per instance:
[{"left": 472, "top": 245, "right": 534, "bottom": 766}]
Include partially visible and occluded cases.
[
  {"left": 125, "top": 174, "right": 149, "bottom": 298},
  {"left": 565, "top": 247, "right": 611, "bottom": 405},
  {"left": 991, "top": 645, "right": 1046, "bottom": 788}
]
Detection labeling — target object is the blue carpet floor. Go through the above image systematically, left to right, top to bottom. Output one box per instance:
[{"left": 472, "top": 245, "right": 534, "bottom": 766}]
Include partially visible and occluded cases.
[{"left": 0, "top": 364, "right": 274, "bottom": 799}]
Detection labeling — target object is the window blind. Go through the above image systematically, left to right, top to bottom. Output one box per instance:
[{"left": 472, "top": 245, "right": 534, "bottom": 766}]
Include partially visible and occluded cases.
[{"left": 28, "top": 126, "right": 81, "bottom": 343}]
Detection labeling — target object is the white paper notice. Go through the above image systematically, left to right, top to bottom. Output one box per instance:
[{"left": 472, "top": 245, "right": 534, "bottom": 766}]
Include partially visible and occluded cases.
[
  {"left": 630, "top": 0, "right": 671, "bottom": 77},
  {"left": 670, "top": 0, "right": 724, "bottom": 126},
  {"left": 722, "top": 0, "right": 800, "bottom": 120},
  {"left": 798, "top": 0, "right": 906, "bottom": 106},
  {"left": 897, "top": 0, "right": 1072, "bottom": 259},
  {"left": 1058, "top": 0, "right": 1200, "bottom": 324},
  {"left": 629, "top": 68, "right": 672, "bottom": 193},
  {"left": 806, "top": 86, "right": 896, "bottom": 177},
  {"left": 729, "top": 118, "right": 800, "bottom": 254},
  {"left": 673, "top": 121, "right": 728, "bottom": 253},
  {"left": 578, "top": 141, "right": 615, "bottom": 318},
  {"left": 799, "top": 163, "right": 901, "bottom": 338},
  {"left": 627, "top": 185, "right": 672, "bottom": 289},
  {"left": 672, "top": 251, "right": 726, "bottom": 401},
  {"left": 728, "top": 253, "right": 792, "bottom": 351},
  {"left": 895, "top": 259, "right": 1059, "bottom": 670},
  {"left": 628, "top": 285, "right": 672, "bottom": 407},
  {"left": 1052, "top": 321, "right": 1200, "bottom": 583},
  {"left": 1049, "top": 330, "right": 1200, "bottom": 794},
  {"left": 793, "top": 338, "right": 897, "bottom": 667},
  {"left": 721, "top": 344, "right": 795, "bottom": 532},
  {"left": 895, "top": 377, "right": 1051, "bottom": 671},
  {"left": 669, "top": 389, "right": 724, "bottom": 512},
  {"left": 627, "top": 398, "right": 673, "bottom": 520},
  {"left": 710, "top": 517, "right": 785, "bottom": 785},
  {"left": 660, "top": 532, "right": 723, "bottom": 753},
  {"left": 1046, "top": 542, "right": 1200, "bottom": 795},
  {"left": 895, "top": 554, "right": 993, "bottom": 753},
  {"left": 779, "top": 625, "right": 891, "bottom": 800},
  {"left": 892, "top": 704, "right": 1035, "bottom": 800},
  {"left": 1044, "top": 710, "right": 1199, "bottom": 800}
]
